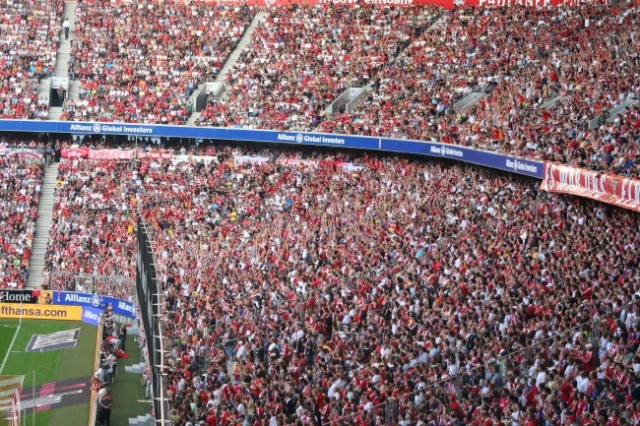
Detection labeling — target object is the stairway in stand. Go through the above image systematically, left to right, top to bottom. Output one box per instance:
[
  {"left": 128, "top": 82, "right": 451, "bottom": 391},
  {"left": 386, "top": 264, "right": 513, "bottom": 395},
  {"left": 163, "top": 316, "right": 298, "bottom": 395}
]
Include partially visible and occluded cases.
[
  {"left": 48, "top": 1, "right": 79, "bottom": 120},
  {"left": 26, "top": 163, "right": 59, "bottom": 289}
]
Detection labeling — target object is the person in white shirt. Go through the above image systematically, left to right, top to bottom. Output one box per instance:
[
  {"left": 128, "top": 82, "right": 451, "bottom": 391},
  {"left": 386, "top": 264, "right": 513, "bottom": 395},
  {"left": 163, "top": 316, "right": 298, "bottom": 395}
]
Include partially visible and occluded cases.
[
  {"left": 63, "top": 18, "right": 70, "bottom": 40},
  {"left": 575, "top": 371, "right": 590, "bottom": 394}
]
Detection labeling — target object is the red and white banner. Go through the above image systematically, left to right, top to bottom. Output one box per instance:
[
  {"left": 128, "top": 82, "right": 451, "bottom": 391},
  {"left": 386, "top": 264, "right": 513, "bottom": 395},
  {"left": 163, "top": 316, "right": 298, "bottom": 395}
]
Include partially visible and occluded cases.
[
  {"left": 212, "top": 0, "right": 606, "bottom": 8},
  {"left": 217, "top": 0, "right": 455, "bottom": 8},
  {"left": 462, "top": 0, "right": 608, "bottom": 7},
  {"left": 2, "top": 147, "right": 44, "bottom": 159},
  {"left": 61, "top": 147, "right": 90, "bottom": 159},
  {"left": 61, "top": 148, "right": 173, "bottom": 161},
  {"left": 87, "top": 149, "right": 135, "bottom": 160},
  {"left": 138, "top": 150, "right": 173, "bottom": 161},
  {"left": 173, "top": 154, "right": 218, "bottom": 165},
  {"left": 233, "top": 155, "right": 271, "bottom": 165},
  {"left": 276, "top": 157, "right": 321, "bottom": 168},
  {"left": 340, "top": 162, "right": 365, "bottom": 172},
  {"left": 541, "top": 163, "right": 640, "bottom": 213}
]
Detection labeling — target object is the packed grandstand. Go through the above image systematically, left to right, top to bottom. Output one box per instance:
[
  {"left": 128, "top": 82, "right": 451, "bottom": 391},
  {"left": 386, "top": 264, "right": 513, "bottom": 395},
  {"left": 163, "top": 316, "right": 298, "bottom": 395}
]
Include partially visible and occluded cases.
[
  {"left": 0, "top": 0, "right": 639, "bottom": 425},
  {"left": 1, "top": 0, "right": 638, "bottom": 176}
]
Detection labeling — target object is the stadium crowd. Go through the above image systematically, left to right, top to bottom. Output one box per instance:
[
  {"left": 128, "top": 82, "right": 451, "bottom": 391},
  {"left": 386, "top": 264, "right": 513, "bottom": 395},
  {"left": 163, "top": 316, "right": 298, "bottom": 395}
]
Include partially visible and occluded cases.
[
  {"left": 0, "top": 0, "right": 62, "bottom": 119},
  {"left": 61, "top": 0, "right": 255, "bottom": 124},
  {"left": 0, "top": 1, "right": 633, "bottom": 176},
  {"left": 0, "top": 1, "right": 638, "bottom": 424},
  {"left": 318, "top": 4, "right": 640, "bottom": 176},
  {"left": 197, "top": 6, "right": 440, "bottom": 130},
  {"left": 1, "top": 134, "right": 635, "bottom": 423},
  {"left": 124, "top": 146, "right": 638, "bottom": 426},
  {"left": 0, "top": 150, "right": 43, "bottom": 289},
  {"left": 41, "top": 158, "right": 137, "bottom": 298}
]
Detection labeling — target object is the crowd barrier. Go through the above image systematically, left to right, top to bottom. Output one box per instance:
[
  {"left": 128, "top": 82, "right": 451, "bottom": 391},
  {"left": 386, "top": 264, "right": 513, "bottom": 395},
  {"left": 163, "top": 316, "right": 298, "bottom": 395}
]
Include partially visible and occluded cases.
[
  {"left": 138, "top": 0, "right": 614, "bottom": 9},
  {"left": 0, "top": 119, "right": 545, "bottom": 178},
  {"left": 1, "top": 119, "right": 638, "bottom": 212},
  {"left": 135, "top": 221, "right": 169, "bottom": 425},
  {"left": 0, "top": 289, "right": 136, "bottom": 321},
  {"left": 0, "top": 289, "right": 47, "bottom": 304},
  {"left": 52, "top": 292, "right": 137, "bottom": 319},
  {"left": 0, "top": 304, "right": 83, "bottom": 321}
]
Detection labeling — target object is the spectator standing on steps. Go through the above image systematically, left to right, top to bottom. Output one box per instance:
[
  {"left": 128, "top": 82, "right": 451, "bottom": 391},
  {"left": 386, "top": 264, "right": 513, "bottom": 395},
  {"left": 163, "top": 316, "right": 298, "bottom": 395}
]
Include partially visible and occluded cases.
[
  {"left": 63, "top": 18, "right": 70, "bottom": 40},
  {"left": 44, "top": 144, "right": 53, "bottom": 167}
]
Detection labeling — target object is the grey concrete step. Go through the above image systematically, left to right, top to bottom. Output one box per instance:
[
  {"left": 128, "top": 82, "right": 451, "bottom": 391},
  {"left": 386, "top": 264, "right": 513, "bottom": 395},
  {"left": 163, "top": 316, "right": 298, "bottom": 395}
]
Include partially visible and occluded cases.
[
  {"left": 53, "top": 1, "right": 78, "bottom": 80},
  {"left": 38, "top": 79, "right": 51, "bottom": 106},
  {"left": 69, "top": 80, "right": 81, "bottom": 101},
  {"left": 454, "top": 91, "right": 486, "bottom": 112},
  {"left": 539, "top": 95, "right": 566, "bottom": 110},
  {"left": 606, "top": 99, "right": 638, "bottom": 122},
  {"left": 48, "top": 106, "right": 64, "bottom": 121},
  {"left": 186, "top": 111, "right": 201, "bottom": 126},
  {"left": 27, "top": 163, "right": 60, "bottom": 288},
  {"left": 128, "top": 415, "right": 154, "bottom": 426}
]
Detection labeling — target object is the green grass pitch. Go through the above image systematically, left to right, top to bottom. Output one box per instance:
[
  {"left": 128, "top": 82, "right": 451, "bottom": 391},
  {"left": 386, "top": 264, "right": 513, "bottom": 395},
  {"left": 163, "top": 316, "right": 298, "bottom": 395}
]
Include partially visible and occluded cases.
[{"left": 0, "top": 319, "right": 98, "bottom": 426}]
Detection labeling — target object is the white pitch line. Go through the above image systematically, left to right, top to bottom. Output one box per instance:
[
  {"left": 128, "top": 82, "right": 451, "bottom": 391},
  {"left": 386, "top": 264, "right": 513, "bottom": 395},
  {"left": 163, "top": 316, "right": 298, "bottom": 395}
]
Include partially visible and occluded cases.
[
  {"left": 0, "top": 324, "right": 20, "bottom": 374},
  {"left": 20, "top": 389, "right": 84, "bottom": 410}
]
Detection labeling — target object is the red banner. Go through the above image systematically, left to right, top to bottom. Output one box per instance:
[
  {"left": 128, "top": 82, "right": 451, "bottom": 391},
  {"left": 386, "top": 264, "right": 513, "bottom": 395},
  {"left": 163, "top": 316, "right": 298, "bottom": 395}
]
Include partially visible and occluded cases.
[
  {"left": 209, "top": 0, "right": 606, "bottom": 7},
  {"left": 217, "top": 0, "right": 454, "bottom": 8},
  {"left": 461, "top": 0, "right": 607, "bottom": 6},
  {"left": 61, "top": 147, "right": 90, "bottom": 159},
  {"left": 61, "top": 148, "right": 173, "bottom": 161},
  {"left": 87, "top": 149, "right": 135, "bottom": 160},
  {"left": 138, "top": 150, "right": 173, "bottom": 161},
  {"left": 541, "top": 163, "right": 640, "bottom": 213}
]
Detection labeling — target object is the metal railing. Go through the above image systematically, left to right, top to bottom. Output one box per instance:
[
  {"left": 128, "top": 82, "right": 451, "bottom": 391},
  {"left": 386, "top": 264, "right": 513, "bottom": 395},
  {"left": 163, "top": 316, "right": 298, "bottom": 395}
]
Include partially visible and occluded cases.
[{"left": 47, "top": 271, "right": 135, "bottom": 301}]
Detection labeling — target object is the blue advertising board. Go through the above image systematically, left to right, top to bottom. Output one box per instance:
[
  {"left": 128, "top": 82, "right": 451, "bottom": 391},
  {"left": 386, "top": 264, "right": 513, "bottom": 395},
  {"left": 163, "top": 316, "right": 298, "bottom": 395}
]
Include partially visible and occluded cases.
[
  {"left": 0, "top": 119, "right": 543, "bottom": 179},
  {"left": 0, "top": 120, "right": 380, "bottom": 149},
  {"left": 381, "top": 139, "right": 544, "bottom": 178},
  {"left": 53, "top": 291, "right": 136, "bottom": 319},
  {"left": 81, "top": 306, "right": 102, "bottom": 326}
]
